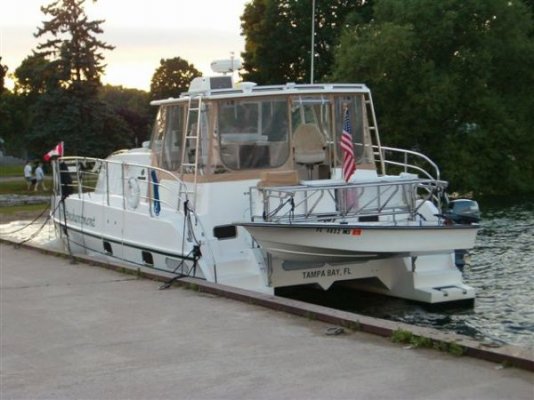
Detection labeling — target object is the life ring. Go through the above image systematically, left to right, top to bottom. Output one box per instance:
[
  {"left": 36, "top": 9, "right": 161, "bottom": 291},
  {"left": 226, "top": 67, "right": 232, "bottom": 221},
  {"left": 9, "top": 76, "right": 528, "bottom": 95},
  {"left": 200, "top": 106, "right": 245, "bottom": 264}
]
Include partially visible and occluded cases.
[{"left": 126, "top": 177, "right": 141, "bottom": 209}]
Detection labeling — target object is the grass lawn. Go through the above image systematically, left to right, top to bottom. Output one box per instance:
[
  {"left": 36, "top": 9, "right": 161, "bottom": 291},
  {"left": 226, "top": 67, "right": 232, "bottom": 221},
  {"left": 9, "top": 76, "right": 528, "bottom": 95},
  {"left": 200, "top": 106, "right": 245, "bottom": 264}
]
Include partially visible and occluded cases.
[
  {"left": 1, "top": 164, "right": 53, "bottom": 178},
  {"left": 0, "top": 165, "right": 24, "bottom": 177},
  {"left": 0, "top": 169, "right": 95, "bottom": 223},
  {"left": 0, "top": 174, "right": 52, "bottom": 222},
  {"left": 0, "top": 179, "right": 53, "bottom": 195},
  {"left": 0, "top": 203, "right": 51, "bottom": 223}
]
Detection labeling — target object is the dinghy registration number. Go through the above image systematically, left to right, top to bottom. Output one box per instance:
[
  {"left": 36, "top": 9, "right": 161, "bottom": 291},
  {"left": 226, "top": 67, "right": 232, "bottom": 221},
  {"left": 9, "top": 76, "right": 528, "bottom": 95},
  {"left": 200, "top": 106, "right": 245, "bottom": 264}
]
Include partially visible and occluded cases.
[{"left": 315, "top": 227, "right": 362, "bottom": 236}]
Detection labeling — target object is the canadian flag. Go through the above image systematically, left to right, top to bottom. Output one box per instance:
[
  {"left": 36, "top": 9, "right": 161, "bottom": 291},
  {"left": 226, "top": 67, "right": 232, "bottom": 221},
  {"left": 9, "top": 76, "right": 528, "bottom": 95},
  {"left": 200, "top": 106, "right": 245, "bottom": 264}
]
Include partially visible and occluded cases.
[{"left": 43, "top": 142, "right": 64, "bottom": 161}]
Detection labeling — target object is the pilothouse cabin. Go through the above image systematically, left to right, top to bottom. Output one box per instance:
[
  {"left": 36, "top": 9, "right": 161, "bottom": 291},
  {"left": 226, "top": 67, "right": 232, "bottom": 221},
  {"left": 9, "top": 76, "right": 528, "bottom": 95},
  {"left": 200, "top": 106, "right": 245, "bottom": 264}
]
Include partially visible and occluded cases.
[{"left": 149, "top": 76, "right": 380, "bottom": 188}]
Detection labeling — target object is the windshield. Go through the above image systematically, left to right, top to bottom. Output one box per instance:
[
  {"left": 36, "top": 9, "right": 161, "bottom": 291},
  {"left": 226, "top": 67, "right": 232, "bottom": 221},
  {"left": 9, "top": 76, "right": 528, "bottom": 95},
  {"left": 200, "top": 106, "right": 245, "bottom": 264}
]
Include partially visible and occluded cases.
[
  {"left": 148, "top": 92, "right": 376, "bottom": 179},
  {"left": 217, "top": 98, "right": 289, "bottom": 170},
  {"left": 150, "top": 104, "right": 186, "bottom": 170}
]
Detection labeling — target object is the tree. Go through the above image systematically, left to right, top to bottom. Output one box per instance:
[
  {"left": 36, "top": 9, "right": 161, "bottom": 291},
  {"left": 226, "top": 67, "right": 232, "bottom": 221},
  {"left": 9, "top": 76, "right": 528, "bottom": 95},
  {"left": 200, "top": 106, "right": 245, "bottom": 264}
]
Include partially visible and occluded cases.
[
  {"left": 24, "top": 0, "right": 134, "bottom": 157},
  {"left": 34, "top": 0, "right": 114, "bottom": 91},
  {"left": 240, "top": 0, "right": 372, "bottom": 84},
  {"left": 333, "top": 0, "right": 534, "bottom": 195},
  {"left": 13, "top": 54, "right": 58, "bottom": 95},
  {"left": 0, "top": 57, "right": 7, "bottom": 93},
  {"left": 150, "top": 57, "right": 201, "bottom": 100},
  {"left": 99, "top": 85, "right": 152, "bottom": 146},
  {"left": 99, "top": 85, "right": 150, "bottom": 116},
  {"left": 28, "top": 87, "right": 131, "bottom": 158},
  {"left": 0, "top": 91, "right": 34, "bottom": 158}
]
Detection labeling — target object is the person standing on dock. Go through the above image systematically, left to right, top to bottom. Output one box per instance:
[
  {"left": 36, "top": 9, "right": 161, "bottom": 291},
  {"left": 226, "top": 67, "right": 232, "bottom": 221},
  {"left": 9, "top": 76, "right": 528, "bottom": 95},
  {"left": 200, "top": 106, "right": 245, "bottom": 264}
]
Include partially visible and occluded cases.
[
  {"left": 24, "top": 160, "right": 35, "bottom": 190},
  {"left": 34, "top": 162, "right": 47, "bottom": 191}
]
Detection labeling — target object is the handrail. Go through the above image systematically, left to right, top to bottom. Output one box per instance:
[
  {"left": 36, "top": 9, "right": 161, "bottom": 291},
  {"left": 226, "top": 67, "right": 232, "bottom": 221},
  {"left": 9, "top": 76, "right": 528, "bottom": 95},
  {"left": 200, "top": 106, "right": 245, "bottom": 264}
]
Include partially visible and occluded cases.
[
  {"left": 355, "top": 143, "right": 440, "bottom": 181},
  {"left": 374, "top": 145, "right": 440, "bottom": 181},
  {"left": 58, "top": 156, "right": 189, "bottom": 212},
  {"left": 252, "top": 178, "right": 447, "bottom": 224}
]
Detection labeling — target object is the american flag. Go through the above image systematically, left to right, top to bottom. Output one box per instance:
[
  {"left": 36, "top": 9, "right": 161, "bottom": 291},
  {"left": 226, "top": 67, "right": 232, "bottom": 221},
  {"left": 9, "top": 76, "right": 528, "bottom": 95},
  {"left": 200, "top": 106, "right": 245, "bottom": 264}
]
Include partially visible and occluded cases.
[{"left": 340, "top": 109, "right": 356, "bottom": 181}]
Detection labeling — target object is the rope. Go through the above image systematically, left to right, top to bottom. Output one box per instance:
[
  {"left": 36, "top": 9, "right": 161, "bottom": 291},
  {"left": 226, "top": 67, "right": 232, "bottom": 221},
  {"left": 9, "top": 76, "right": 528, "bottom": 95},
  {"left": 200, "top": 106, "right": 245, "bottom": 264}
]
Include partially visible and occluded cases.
[
  {"left": 264, "top": 196, "right": 295, "bottom": 221},
  {"left": 13, "top": 199, "right": 63, "bottom": 247},
  {"left": 1, "top": 203, "right": 51, "bottom": 235},
  {"left": 15, "top": 215, "right": 51, "bottom": 247},
  {"left": 158, "top": 245, "right": 202, "bottom": 290}
]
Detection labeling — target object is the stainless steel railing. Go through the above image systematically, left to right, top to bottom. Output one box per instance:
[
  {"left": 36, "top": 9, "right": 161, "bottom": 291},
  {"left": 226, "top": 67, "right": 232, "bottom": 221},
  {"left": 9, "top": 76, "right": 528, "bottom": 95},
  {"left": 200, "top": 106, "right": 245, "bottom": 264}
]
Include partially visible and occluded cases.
[
  {"left": 371, "top": 144, "right": 440, "bottom": 181},
  {"left": 52, "top": 156, "right": 219, "bottom": 281},
  {"left": 55, "top": 156, "right": 189, "bottom": 212},
  {"left": 250, "top": 178, "right": 447, "bottom": 224}
]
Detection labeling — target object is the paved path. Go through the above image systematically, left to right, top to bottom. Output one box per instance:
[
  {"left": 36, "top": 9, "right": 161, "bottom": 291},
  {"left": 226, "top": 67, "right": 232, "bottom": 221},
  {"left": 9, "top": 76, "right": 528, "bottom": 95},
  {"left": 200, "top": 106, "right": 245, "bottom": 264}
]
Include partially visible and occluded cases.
[
  {"left": 0, "top": 175, "right": 52, "bottom": 184},
  {"left": 0, "top": 176, "right": 25, "bottom": 182},
  {"left": 1, "top": 243, "right": 532, "bottom": 400}
]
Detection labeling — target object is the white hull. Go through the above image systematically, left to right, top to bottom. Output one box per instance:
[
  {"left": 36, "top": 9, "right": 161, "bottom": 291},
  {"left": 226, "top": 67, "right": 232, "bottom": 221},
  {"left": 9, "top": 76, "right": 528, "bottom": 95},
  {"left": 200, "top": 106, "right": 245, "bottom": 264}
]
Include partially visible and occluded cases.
[
  {"left": 51, "top": 190, "right": 273, "bottom": 294},
  {"left": 53, "top": 191, "right": 477, "bottom": 304},
  {"left": 238, "top": 222, "right": 478, "bottom": 262},
  {"left": 269, "top": 254, "right": 475, "bottom": 303}
]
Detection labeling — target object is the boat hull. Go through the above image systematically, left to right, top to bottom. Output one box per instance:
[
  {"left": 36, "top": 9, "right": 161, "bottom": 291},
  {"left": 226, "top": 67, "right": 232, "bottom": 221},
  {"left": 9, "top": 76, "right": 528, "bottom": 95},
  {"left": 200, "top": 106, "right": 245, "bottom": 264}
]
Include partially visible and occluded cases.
[{"left": 238, "top": 222, "right": 478, "bottom": 262}]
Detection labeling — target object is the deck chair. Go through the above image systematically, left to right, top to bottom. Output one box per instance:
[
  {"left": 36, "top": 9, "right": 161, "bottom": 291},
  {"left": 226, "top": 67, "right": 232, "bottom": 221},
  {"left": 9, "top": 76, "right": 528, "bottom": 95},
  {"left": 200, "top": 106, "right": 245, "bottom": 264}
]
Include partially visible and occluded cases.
[{"left": 293, "top": 123, "right": 326, "bottom": 179}]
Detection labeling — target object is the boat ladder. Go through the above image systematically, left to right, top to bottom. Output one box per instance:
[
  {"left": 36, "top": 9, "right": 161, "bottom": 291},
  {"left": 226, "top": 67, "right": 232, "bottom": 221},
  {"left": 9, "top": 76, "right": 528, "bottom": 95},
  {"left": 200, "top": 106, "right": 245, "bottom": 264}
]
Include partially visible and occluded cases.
[
  {"left": 364, "top": 92, "right": 385, "bottom": 175},
  {"left": 180, "top": 94, "right": 203, "bottom": 207}
]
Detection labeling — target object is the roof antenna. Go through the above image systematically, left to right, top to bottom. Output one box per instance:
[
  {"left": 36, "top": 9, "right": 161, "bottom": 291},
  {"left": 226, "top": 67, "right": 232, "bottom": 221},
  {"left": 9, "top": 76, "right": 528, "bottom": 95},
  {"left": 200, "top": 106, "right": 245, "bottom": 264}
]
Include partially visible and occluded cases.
[{"left": 310, "top": 0, "right": 316, "bottom": 84}]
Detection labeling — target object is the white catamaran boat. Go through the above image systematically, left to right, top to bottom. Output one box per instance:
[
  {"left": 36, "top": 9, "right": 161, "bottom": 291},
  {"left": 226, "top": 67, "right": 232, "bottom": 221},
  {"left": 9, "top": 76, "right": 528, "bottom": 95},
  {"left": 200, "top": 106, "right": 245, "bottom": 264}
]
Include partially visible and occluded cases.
[{"left": 51, "top": 60, "right": 480, "bottom": 304}]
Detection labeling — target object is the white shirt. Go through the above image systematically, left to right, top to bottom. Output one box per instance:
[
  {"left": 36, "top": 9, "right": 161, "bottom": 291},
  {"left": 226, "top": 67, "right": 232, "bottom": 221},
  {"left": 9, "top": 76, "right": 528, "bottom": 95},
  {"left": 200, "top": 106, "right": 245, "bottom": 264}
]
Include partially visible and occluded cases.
[{"left": 24, "top": 164, "right": 32, "bottom": 178}]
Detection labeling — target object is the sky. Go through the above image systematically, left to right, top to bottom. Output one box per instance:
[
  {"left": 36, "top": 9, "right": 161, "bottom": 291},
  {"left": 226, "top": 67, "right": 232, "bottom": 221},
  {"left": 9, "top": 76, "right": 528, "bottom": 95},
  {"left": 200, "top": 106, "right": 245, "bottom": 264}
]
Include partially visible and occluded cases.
[{"left": 0, "top": 0, "right": 250, "bottom": 91}]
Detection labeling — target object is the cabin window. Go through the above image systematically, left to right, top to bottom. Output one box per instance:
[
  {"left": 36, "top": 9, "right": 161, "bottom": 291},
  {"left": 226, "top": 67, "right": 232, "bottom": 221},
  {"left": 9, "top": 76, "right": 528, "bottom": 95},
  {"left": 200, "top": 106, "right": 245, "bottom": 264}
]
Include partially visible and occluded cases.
[
  {"left": 291, "top": 96, "right": 331, "bottom": 129},
  {"left": 217, "top": 98, "right": 289, "bottom": 170},
  {"left": 149, "top": 104, "right": 187, "bottom": 171},
  {"left": 163, "top": 105, "right": 186, "bottom": 170},
  {"left": 150, "top": 106, "right": 167, "bottom": 155}
]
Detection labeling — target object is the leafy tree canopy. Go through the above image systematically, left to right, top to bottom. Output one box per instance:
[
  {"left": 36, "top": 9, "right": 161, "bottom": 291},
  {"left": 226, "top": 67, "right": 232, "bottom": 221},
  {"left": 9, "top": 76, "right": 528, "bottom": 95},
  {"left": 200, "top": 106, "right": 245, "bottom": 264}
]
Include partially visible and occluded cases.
[
  {"left": 240, "top": 0, "right": 371, "bottom": 84},
  {"left": 333, "top": 0, "right": 534, "bottom": 195},
  {"left": 14, "top": 54, "right": 58, "bottom": 95},
  {"left": 0, "top": 57, "right": 7, "bottom": 93},
  {"left": 150, "top": 57, "right": 201, "bottom": 100},
  {"left": 99, "top": 85, "right": 152, "bottom": 146},
  {"left": 99, "top": 85, "right": 150, "bottom": 116},
  {"left": 27, "top": 87, "right": 131, "bottom": 158},
  {"left": 0, "top": 92, "right": 30, "bottom": 158}
]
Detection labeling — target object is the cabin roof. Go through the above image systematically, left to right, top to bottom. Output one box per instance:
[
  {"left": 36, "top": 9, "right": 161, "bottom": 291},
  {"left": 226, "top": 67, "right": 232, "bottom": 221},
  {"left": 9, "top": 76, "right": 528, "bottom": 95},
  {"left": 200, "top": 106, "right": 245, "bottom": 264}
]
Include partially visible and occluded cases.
[{"left": 150, "top": 82, "right": 370, "bottom": 106}]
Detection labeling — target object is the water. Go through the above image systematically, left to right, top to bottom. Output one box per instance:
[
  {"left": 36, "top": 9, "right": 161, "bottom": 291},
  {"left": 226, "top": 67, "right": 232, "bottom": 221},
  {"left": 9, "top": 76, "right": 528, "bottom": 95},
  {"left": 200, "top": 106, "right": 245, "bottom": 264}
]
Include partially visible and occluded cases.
[
  {"left": 280, "top": 197, "right": 534, "bottom": 349},
  {"left": 463, "top": 198, "right": 534, "bottom": 347}
]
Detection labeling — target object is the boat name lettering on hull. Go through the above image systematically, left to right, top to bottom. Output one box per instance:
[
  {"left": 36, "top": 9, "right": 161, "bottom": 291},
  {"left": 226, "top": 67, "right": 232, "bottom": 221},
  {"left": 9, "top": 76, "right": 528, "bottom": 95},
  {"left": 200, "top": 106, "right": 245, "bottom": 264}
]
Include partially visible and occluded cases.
[
  {"left": 65, "top": 210, "right": 96, "bottom": 227},
  {"left": 302, "top": 267, "right": 352, "bottom": 279}
]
